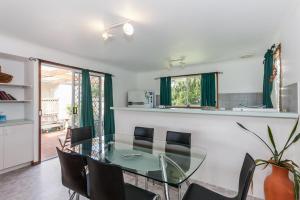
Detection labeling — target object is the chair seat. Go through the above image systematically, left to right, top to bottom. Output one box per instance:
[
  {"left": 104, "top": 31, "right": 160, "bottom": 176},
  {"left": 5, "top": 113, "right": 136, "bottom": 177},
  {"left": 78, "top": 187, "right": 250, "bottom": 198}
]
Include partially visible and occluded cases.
[
  {"left": 125, "top": 183, "right": 157, "bottom": 200},
  {"left": 183, "top": 183, "right": 232, "bottom": 200}
]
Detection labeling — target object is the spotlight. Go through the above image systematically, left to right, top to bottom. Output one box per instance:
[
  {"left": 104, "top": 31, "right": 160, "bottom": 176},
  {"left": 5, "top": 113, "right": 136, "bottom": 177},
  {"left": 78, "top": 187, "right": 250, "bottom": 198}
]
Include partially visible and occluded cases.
[
  {"left": 123, "top": 22, "right": 134, "bottom": 36},
  {"left": 102, "top": 32, "right": 111, "bottom": 40}
]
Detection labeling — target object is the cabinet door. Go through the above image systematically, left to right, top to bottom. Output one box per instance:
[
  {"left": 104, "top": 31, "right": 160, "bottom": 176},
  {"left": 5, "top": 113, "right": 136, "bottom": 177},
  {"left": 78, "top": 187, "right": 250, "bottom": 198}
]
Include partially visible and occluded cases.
[
  {"left": 4, "top": 124, "right": 33, "bottom": 169},
  {"left": 0, "top": 128, "right": 4, "bottom": 170}
]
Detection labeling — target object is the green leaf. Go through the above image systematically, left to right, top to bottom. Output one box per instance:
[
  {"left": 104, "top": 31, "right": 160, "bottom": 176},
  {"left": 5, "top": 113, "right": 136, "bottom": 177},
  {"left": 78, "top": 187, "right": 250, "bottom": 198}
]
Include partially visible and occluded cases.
[
  {"left": 278, "top": 118, "right": 299, "bottom": 161},
  {"left": 290, "top": 118, "right": 299, "bottom": 141},
  {"left": 236, "top": 122, "right": 249, "bottom": 131},
  {"left": 237, "top": 122, "right": 275, "bottom": 156},
  {"left": 268, "top": 126, "right": 278, "bottom": 157},
  {"left": 283, "top": 133, "right": 300, "bottom": 152},
  {"left": 291, "top": 133, "right": 300, "bottom": 144},
  {"left": 255, "top": 159, "right": 271, "bottom": 168},
  {"left": 281, "top": 160, "right": 299, "bottom": 168}
]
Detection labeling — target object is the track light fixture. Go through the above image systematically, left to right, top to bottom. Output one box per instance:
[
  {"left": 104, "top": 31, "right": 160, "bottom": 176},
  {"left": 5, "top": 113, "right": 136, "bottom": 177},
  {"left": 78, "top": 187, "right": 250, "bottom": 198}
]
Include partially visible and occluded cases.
[
  {"left": 102, "top": 21, "right": 134, "bottom": 40},
  {"left": 167, "top": 56, "right": 186, "bottom": 69}
]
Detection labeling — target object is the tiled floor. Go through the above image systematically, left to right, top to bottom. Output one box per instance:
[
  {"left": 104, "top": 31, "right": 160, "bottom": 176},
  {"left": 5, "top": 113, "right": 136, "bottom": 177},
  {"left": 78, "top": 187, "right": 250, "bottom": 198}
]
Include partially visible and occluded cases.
[
  {"left": 41, "top": 130, "right": 67, "bottom": 161},
  {"left": 0, "top": 158, "right": 262, "bottom": 200}
]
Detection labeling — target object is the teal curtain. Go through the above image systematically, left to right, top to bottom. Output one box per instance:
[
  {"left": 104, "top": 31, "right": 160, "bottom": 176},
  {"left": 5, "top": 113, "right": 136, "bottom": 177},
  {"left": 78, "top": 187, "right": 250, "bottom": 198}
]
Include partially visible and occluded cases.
[
  {"left": 263, "top": 49, "right": 274, "bottom": 108},
  {"left": 80, "top": 69, "right": 95, "bottom": 137},
  {"left": 201, "top": 73, "right": 216, "bottom": 107},
  {"left": 104, "top": 74, "right": 115, "bottom": 143},
  {"left": 160, "top": 77, "right": 171, "bottom": 106}
]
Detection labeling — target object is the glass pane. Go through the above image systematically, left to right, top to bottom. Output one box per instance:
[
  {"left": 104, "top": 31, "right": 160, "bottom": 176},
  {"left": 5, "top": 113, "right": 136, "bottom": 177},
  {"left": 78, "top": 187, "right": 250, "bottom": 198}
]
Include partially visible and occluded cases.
[
  {"left": 73, "top": 72, "right": 81, "bottom": 127},
  {"left": 73, "top": 73, "right": 104, "bottom": 137},
  {"left": 90, "top": 75, "right": 101, "bottom": 137},
  {"left": 187, "top": 76, "right": 201, "bottom": 106},
  {"left": 171, "top": 77, "right": 188, "bottom": 106},
  {"left": 71, "top": 134, "right": 207, "bottom": 186}
]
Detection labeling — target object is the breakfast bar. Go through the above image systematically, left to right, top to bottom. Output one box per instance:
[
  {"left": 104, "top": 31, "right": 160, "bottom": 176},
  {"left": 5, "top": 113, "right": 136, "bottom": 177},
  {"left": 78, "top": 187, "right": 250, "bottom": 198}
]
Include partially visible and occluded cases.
[{"left": 112, "top": 107, "right": 299, "bottom": 199}]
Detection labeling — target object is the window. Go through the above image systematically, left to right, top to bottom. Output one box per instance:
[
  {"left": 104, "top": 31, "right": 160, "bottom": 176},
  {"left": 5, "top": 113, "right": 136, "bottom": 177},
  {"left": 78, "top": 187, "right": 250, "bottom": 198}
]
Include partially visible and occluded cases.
[{"left": 171, "top": 75, "right": 201, "bottom": 107}]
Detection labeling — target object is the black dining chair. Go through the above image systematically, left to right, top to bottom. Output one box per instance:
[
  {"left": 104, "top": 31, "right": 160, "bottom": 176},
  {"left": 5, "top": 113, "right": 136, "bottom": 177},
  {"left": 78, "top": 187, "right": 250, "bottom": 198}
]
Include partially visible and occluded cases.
[
  {"left": 70, "top": 126, "right": 93, "bottom": 147},
  {"left": 130, "top": 126, "right": 154, "bottom": 186},
  {"left": 133, "top": 126, "right": 154, "bottom": 153},
  {"left": 148, "top": 131, "right": 191, "bottom": 199},
  {"left": 165, "top": 131, "right": 192, "bottom": 176},
  {"left": 166, "top": 131, "right": 191, "bottom": 147},
  {"left": 56, "top": 148, "right": 89, "bottom": 200},
  {"left": 182, "top": 153, "right": 256, "bottom": 200},
  {"left": 87, "top": 157, "right": 159, "bottom": 200}
]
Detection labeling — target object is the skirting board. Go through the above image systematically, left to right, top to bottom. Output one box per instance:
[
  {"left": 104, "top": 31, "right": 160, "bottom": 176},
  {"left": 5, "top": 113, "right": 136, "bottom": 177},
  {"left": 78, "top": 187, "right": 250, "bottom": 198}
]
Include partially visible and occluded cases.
[{"left": 0, "top": 162, "right": 32, "bottom": 175}]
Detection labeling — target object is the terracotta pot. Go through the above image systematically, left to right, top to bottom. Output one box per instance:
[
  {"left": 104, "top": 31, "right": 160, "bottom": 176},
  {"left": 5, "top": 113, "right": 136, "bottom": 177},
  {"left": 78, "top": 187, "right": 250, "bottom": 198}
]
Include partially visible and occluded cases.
[{"left": 264, "top": 165, "right": 294, "bottom": 200}]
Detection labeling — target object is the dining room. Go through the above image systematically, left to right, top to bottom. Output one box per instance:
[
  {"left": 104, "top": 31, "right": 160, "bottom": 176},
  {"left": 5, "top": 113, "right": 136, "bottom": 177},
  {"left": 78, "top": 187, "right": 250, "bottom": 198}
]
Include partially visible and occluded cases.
[{"left": 1, "top": 0, "right": 300, "bottom": 200}]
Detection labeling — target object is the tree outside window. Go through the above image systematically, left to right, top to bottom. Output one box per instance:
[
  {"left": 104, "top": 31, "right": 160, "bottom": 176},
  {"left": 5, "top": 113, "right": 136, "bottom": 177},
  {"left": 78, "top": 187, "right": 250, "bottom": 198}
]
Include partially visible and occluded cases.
[{"left": 171, "top": 76, "right": 201, "bottom": 107}]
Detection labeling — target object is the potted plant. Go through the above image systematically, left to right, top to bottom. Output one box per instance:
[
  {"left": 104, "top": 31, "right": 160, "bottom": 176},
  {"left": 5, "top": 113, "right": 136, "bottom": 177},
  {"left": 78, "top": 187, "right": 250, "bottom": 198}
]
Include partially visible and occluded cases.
[{"left": 237, "top": 119, "right": 300, "bottom": 200}]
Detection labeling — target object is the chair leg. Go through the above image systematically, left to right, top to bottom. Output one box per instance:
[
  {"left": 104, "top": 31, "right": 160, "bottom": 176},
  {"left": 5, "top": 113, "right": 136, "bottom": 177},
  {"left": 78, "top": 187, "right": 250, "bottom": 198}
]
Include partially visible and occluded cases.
[
  {"left": 135, "top": 175, "right": 138, "bottom": 186},
  {"left": 145, "top": 177, "right": 148, "bottom": 190},
  {"left": 178, "top": 185, "right": 182, "bottom": 200},
  {"left": 68, "top": 192, "right": 76, "bottom": 200},
  {"left": 75, "top": 194, "right": 80, "bottom": 200}
]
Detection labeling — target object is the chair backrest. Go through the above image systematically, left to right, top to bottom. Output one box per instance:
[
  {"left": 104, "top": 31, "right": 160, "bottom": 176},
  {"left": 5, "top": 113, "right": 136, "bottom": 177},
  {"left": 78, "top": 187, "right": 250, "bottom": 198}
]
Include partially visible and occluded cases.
[
  {"left": 70, "top": 126, "right": 92, "bottom": 146},
  {"left": 134, "top": 126, "right": 154, "bottom": 142},
  {"left": 133, "top": 127, "right": 154, "bottom": 153},
  {"left": 165, "top": 131, "right": 191, "bottom": 172},
  {"left": 166, "top": 131, "right": 191, "bottom": 147},
  {"left": 56, "top": 148, "right": 88, "bottom": 198},
  {"left": 237, "top": 153, "right": 256, "bottom": 200},
  {"left": 87, "top": 157, "right": 126, "bottom": 200}
]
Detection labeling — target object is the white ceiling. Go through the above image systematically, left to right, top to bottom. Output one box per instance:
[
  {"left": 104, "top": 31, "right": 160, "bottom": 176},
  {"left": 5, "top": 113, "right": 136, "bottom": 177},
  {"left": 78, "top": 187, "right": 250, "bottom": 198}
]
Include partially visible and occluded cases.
[{"left": 0, "top": 0, "right": 296, "bottom": 71}]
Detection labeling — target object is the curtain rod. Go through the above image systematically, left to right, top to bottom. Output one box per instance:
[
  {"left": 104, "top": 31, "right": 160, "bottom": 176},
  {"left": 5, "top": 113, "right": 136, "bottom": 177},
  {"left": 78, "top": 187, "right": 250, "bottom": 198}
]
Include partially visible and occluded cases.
[
  {"left": 30, "top": 58, "right": 115, "bottom": 77},
  {"left": 154, "top": 71, "right": 223, "bottom": 80}
]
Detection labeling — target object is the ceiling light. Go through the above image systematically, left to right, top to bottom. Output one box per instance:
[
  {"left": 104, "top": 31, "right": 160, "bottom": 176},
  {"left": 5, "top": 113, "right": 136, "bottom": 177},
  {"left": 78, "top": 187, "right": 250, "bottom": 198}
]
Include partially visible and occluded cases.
[
  {"left": 123, "top": 22, "right": 134, "bottom": 36},
  {"left": 102, "top": 32, "right": 111, "bottom": 40},
  {"left": 167, "top": 56, "right": 186, "bottom": 69}
]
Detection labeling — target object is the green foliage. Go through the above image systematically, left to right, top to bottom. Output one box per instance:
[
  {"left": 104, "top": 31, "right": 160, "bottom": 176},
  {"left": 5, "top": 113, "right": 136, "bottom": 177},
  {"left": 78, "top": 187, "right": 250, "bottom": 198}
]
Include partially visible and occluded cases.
[
  {"left": 171, "top": 76, "right": 200, "bottom": 106},
  {"left": 91, "top": 84, "right": 100, "bottom": 98},
  {"left": 237, "top": 118, "right": 300, "bottom": 200}
]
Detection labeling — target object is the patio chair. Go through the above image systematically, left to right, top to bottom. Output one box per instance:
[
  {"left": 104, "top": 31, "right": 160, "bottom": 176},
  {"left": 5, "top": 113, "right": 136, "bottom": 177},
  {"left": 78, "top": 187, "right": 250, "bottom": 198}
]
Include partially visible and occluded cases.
[{"left": 58, "top": 127, "right": 71, "bottom": 151}]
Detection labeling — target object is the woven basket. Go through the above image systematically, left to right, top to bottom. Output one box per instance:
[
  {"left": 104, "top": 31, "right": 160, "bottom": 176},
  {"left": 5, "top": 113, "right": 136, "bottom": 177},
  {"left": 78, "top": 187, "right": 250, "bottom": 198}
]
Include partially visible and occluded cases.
[{"left": 0, "top": 66, "right": 13, "bottom": 83}]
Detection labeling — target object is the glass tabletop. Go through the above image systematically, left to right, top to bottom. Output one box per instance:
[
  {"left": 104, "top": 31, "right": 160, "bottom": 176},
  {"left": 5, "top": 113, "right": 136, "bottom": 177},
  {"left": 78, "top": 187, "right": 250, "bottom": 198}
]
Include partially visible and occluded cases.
[{"left": 70, "top": 134, "right": 206, "bottom": 186}]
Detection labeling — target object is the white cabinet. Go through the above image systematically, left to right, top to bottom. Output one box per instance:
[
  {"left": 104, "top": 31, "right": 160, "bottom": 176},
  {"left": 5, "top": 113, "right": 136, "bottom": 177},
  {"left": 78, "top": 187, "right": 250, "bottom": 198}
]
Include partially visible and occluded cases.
[
  {"left": 0, "top": 124, "right": 33, "bottom": 170},
  {"left": 0, "top": 128, "right": 4, "bottom": 170}
]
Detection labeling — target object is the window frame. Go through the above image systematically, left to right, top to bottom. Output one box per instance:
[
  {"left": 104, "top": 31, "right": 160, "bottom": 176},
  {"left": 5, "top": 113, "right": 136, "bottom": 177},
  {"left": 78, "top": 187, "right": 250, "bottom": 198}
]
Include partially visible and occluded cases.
[{"left": 170, "top": 73, "right": 219, "bottom": 109}]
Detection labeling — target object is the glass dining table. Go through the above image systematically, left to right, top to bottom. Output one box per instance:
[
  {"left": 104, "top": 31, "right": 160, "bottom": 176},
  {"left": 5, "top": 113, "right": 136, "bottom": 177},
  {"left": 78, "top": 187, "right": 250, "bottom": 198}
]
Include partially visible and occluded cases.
[{"left": 69, "top": 134, "right": 207, "bottom": 200}]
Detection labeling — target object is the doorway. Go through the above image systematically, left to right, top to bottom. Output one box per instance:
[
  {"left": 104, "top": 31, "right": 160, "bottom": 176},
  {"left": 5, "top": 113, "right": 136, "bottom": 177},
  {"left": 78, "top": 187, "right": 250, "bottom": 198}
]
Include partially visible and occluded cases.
[{"left": 40, "top": 62, "right": 104, "bottom": 161}]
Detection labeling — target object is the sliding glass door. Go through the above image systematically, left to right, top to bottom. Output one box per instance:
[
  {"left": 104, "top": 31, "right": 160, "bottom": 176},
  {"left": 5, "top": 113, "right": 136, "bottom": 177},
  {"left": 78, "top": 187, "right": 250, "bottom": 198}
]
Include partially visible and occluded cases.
[
  {"left": 40, "top": 62, "right": 104, "bottom": 161},
  {"left": 73, "top": 71, "right": 104, "bottom": 137}
]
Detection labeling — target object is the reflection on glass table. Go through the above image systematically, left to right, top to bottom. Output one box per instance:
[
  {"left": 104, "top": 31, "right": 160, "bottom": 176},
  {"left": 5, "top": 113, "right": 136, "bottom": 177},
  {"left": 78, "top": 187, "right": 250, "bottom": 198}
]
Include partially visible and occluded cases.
[{"left": 70, "top": 134, "right": 206, "bottom": 200}]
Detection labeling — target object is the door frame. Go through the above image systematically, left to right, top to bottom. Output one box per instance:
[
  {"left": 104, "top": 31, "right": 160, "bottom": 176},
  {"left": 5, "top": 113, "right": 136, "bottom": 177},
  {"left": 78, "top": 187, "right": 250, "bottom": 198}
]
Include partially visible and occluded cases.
[{"left": 38, "top": 59, "right": 105, "bottom": 163}]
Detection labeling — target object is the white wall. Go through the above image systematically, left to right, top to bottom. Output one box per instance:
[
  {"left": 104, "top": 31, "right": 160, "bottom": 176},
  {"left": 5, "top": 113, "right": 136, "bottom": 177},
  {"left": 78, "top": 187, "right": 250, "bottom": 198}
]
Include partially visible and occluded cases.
[
  {"left": 278, "top": 1, "right": 300, "bottom": 87},
  {"left": 0, "top": 33, "right": 137, "bottom": 107},
  {"left": 0, "top": 33, "right": 137, "bottom": 162},
  {"left": 136, "top": 57, "right": 264, "bottom": 94},
  {"left": 115, "top": 110, "right": 298, "bottom": 199}
]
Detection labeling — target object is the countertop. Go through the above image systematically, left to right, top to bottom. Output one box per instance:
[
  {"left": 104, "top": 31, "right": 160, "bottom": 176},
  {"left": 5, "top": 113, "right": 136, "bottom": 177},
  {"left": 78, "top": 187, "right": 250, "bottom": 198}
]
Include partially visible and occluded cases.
[{"left": 111, "top": 107, "right": 299, "bottom": 119}]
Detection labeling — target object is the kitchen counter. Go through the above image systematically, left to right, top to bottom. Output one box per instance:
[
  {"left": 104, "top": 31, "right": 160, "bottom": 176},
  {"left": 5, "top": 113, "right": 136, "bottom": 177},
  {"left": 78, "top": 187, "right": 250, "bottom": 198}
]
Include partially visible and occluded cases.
[{"left": 111, "top": 107, "right": 298, "bottom": 119}]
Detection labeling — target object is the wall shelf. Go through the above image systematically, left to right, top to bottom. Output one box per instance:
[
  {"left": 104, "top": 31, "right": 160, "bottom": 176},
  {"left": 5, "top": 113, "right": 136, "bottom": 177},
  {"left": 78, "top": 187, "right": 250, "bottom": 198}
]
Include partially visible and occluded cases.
[{"left": 0, "top": 83, "right": 32, "bottom": 88}]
